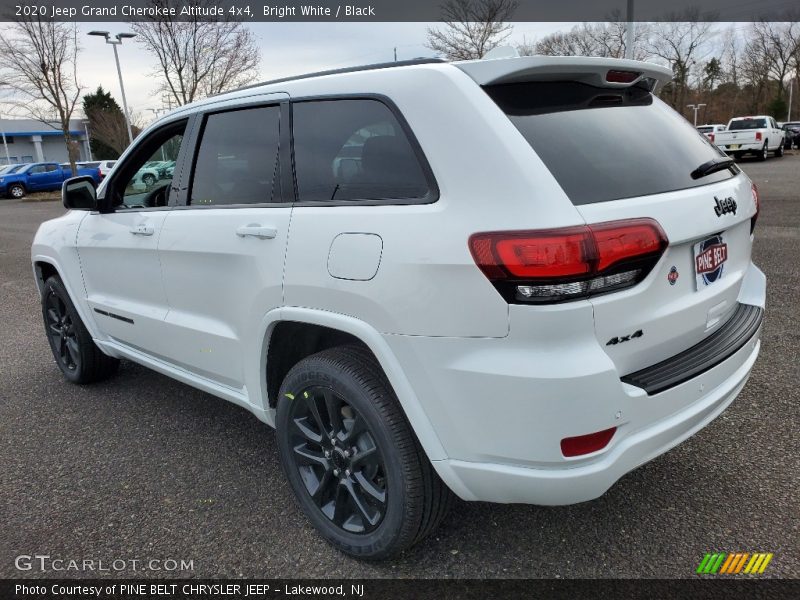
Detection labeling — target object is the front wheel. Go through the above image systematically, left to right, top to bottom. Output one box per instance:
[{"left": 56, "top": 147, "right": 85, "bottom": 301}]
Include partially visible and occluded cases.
[
  {"left": 775, "top": 143, "right": 784, "bottom": 157},
  {"left": 142, "top": 174, "right": 156, "bottom": 187},
  {"left": 8, "top": 183, "right": 25, "bottom": 199},
  {"left": 42, "top": 276, "right": 119, "bottom": 383},
  {"left": 276, "top": 345, "right": 452, "bottom": 559}
]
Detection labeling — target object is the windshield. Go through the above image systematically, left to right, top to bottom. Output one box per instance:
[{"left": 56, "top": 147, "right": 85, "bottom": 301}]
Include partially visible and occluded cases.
[
  {"left": 485, "top": 80, "right": 732, "bottom": 205},
  {"left": 729, "top": 118, "right": 767, "bottom": 130},
  {"left": 697, "top": 127, "right": 713, "bottom": 133}
]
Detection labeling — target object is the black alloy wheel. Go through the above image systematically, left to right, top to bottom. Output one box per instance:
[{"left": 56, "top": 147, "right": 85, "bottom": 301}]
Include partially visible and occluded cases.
[
  {"left": 41, "top": 276, "right": 119, "bottom": 383},
  {"left": 45, "top": 291, "right": 80, "bottom": 373},
  {"left": 276, "top": 345, "right": 453, "bottom": 559},
  {"left": 287, "top": 386, "right": 387, "bottom": 534}
]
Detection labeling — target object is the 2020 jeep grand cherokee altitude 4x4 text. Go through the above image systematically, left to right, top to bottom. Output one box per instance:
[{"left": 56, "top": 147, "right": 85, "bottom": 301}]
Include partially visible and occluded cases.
[{"left": 32, "top": 56, "right": 765, "bottom": 559}]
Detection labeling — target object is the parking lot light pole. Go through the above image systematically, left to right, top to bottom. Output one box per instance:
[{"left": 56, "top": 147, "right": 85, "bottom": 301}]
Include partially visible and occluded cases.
[
  {"left": 88, "top": 31, "right": 136, "bottom": 146},
  {"left": 0, "top": 81, "right": 12, "bottom": 165},
  {"left": 687, "top": 103, "right": 706, "bottom": 127}
]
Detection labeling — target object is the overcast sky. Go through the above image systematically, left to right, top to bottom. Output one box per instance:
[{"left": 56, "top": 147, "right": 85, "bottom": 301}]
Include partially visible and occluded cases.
[{"left": 3, "top": 22, "right": 575, "bottom": 124}]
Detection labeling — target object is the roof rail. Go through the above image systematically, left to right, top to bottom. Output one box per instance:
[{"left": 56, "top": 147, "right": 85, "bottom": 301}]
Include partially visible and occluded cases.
[{"left": 235, "top": 58, "right": 447, "bottom": 92}]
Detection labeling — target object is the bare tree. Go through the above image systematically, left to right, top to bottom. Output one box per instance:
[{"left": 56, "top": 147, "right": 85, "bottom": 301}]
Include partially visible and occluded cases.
[
  {"left": 426, "top": 0, "right": 518, "bottom": 61},
  {"left": 131, "top": 1, "right": 261, "bottom": 107},
  {"left": 648, "top": 11, "right": 715, "bottom": 110},
  {"left": 0, "top": 20, "right": 83, "bottom": 172},
  {"left": 526, "top": 21, "right": 650, "bottom": 61},
  {"left": 749, "top": 21, "right": 800, "bottom": 99}
]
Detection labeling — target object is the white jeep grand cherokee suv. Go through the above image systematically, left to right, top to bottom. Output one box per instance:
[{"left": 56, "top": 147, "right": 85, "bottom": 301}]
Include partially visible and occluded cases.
[{"left": 32, "top": 57, "right": 765, "bottom": 559}]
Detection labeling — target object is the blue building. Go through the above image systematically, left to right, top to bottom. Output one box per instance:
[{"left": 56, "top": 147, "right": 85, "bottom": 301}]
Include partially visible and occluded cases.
[{"left": 0, "top": 118, "right": 91, "bottom": 166}]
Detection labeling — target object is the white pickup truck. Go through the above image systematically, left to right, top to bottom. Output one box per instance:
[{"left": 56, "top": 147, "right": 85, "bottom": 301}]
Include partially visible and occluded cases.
[{"left": 714, "top": 115, "right": 785, "bottom": 160}]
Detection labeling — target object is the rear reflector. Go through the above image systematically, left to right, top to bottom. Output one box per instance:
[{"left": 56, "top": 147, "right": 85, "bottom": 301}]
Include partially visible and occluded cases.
[
  {"left": 606, "top": 70, "right": 640, "bottom": 84},
  {"left": 469, "top": 218, "right": 668, "bottom": 304},
  {"left": 561, "top": 427, "right": 617, "bottom": 457}
]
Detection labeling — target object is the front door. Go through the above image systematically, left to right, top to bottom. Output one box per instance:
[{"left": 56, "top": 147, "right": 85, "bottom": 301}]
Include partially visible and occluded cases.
[
  {"left": 156, "top": 99, "right": 291, "bottom": 390},
  {"left": 76, "top": 119, "right": 190, "bottom": 351}
]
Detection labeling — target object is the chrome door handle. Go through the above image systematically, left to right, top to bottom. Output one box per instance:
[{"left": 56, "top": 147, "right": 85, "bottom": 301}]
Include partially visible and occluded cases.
[
  {"left": 129, "top": 224, "right": 155, "bottom": 236},
  {"left": 236, "top": 224, "right": 277, "bottom": 240}
]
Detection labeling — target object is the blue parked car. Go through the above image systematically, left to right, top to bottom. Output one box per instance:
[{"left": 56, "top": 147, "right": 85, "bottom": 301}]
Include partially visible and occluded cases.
[{"left": 0, "top": 162, "right": 101, "bottom": 199}]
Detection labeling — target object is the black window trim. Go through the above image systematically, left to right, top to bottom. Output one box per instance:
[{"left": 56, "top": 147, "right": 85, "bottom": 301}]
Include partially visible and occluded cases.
[
  {"left": 288, "top": 93, "right": 440, "bottom": 207},
  {"left": 174, "top": 99, "right": 292, "bottom": 211},
  {"left": 99, "top": 116, "right": 194, "bottom": 214}
]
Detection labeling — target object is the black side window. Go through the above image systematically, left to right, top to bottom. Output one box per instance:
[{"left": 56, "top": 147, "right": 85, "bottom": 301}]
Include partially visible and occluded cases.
[
  {"left": 292, "top": 99, "right": 431, "bottom": 203},
  {"left": 190, "top": 105, "right": 281, "bottom": 206}
]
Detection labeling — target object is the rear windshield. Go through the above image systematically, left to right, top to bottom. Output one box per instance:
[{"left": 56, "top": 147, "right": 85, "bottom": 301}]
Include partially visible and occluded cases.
[
  {"left": 485, "top": 81, "right": 734, "bottom": 205},
  {"left": 729, "top": 118, "right": 767, "bottom": 130},
  {"left": 697, "top": 126, "right": 713, "bottom": 133}
]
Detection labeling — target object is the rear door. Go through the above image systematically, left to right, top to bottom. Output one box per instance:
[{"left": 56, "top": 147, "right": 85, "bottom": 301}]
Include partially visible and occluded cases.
[
  {"left": 484, "top": 79, "right": 757, "bottom": 375},
  {"left": 156, "top": 94, "right": 291, "bottom": 389}
]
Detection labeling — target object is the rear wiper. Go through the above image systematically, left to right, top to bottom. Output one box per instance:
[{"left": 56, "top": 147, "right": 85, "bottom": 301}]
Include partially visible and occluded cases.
[{"left": 691, "top": 157, "right": 736, "bottom": 180}]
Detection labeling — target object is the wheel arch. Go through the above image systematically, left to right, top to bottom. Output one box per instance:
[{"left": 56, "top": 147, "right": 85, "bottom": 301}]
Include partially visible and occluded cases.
[
  {"left": 32, "top": 255, "right": 105, "bottom": 343},
  {"left": 257, "top": 307, "right": 448, "bottom": 462}
]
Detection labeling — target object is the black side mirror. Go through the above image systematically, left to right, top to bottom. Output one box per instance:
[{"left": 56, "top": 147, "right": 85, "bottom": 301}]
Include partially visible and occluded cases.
[{"left": 62, "top": 176, "right": 97, "bottom": 210}]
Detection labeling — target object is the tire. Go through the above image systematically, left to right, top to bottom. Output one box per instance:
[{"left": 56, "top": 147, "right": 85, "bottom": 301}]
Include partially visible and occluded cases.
[
  {"left": 758, "top": 141, "right": 769, "bottom": 161},
  {"left": 775, "top": 143, "right": 784, "bottom": 157},
  {"left": 733, "top": 152, "right": 744, "bottom": 161},
  {"left": 142, "top": 174, "right": 156, "bottom": 187},
  {"left": 8, "top": 183, "right": 25, "bottom": 199},
  {"left": 41, "top": 276, "right": 119, "bottom": 384},
  {"left": 276, "top": 345, "right": 452, "bottom": 559}
]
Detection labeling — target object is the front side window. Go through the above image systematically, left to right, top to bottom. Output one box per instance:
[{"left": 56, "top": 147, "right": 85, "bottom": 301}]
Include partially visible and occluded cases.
[
  {"left": 292, "top": 99, "right": 432, "bottom": 203},
  {"left": 189, "top": 105, "right": 281, "bottom": 206},
  {"left": 111, "top": 120, "right": 187, "bottom": 209}
]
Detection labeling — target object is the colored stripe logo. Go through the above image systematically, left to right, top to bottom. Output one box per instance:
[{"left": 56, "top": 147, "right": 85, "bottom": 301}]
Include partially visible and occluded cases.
[{"left": 696, "top": 552, "right": 773, "bottom": 574}]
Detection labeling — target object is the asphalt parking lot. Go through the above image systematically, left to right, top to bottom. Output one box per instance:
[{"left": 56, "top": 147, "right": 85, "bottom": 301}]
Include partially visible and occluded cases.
[{"left": 1, "top": 154, "right": 798, "bottom": 579}]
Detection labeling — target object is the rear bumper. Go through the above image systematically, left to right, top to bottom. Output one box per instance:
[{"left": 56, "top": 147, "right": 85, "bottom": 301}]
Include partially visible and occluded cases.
[
  {"left": 717, "top": 142, "right": 762, "bottom": 153},
  {"left": 385, "top": 262, "right": 765, "bottom": 505},
  {"left": 433, "top": 334, "right": 760, "bottom": 504}
]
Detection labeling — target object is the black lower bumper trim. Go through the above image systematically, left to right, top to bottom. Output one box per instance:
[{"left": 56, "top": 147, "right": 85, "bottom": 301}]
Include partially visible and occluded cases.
[{"left": 621, "top": 303, "right": 763, "bottom": 396}]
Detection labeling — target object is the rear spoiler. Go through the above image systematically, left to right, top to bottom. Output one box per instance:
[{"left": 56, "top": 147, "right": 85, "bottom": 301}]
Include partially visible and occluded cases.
[{"left": 454, "top": 56, "right": 673, "bottom": 89}]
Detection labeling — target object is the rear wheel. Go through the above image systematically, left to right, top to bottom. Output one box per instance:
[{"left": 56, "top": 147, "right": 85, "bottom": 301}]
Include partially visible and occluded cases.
[
  {"left": 758, "top": 141, "right": 769, "bottom": 161},
  {"left": 775, "top": 143, "right": 784, "bottom": 157},
  {"left": 733, "top": 152, "right": 744, "bottom": 160},
  {"left": 42, "top": 276, "right": 119, "bottom": 384},
  {"left": 276, "top": 345, "right": 452, "bottom": 559}
]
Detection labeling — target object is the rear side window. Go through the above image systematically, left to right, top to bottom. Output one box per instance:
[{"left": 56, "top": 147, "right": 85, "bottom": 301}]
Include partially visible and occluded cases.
[
  {"left": 485, "top": 81, "right": 734, "bottom": 205},
  {"left": 292, "top": 99, "right": 432, "bottom": 203},
  {"left": 190, "top": 105, "right": 281, "bottom": 206}
]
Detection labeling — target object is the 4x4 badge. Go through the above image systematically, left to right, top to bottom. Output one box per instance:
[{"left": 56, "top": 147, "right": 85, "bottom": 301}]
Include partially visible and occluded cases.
[{"left": 714, "top": 196, "right": 737, "bottom": 216}]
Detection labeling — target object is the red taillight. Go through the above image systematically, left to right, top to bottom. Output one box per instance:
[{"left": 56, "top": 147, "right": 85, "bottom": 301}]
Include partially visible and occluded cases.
[
  {"left": 606, "top": 70, "right": 640, "bottom": 84},
  {"left": 755, "top": 131, "right": 762, "bottom": 141},
  {"left": 709, "top": 133, "right": 715, "bottom": 143},
  {"left": 751, "top": 183, "right": 759, "bottom": 235},
  {"left": 469, "top": 219, "right": 668, "bottom": 304},
  {"left": 494, "top": 227, "right": 592, "bottom": 278},
  {"left": 561, "top": 427, "right": 617, "bottom": 457}
]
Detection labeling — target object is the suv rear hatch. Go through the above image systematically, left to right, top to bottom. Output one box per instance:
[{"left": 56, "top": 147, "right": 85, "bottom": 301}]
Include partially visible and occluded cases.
[{"left": 460, "top": 57, "right": 758, "bottom": 380}]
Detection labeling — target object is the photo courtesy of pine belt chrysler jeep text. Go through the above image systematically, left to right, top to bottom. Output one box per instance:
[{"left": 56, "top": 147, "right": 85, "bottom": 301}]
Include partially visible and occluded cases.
[{"left": 32, "top": 56, "right": 766, "bottom": 559}]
